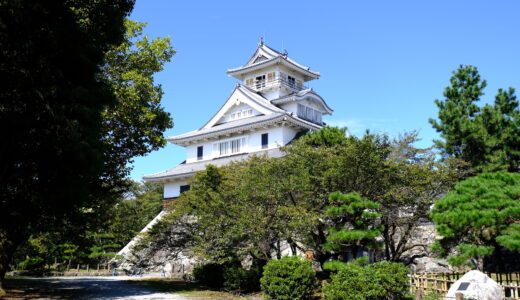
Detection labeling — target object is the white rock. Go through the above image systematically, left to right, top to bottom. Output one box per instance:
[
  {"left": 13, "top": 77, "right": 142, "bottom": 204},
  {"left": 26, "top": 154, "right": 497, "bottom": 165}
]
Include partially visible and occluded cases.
[{"left": 445, "top": 270, "right": 504, "bottom": 300}]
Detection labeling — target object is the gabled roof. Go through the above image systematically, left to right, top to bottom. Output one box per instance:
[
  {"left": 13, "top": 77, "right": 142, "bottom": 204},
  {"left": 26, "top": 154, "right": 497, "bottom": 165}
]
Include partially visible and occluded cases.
[
  {"left": 227, "top": 43, "right": 320, "bottom": 81},
  {"left": 202, "top": 84, "right": 285, "bottom": 129},
  {"left": 271, "top": 89, "right": 334, "bottom": 114},
  {"left": 167, "top": 111, "right": 322, "bottom": 146},
  {"left": 143, "top": 148, "right": 285, "bottom": 182}
]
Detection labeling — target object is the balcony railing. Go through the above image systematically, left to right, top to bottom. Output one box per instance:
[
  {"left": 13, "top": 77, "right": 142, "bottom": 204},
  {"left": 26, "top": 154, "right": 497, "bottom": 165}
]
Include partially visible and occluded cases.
[{"left": 247, "top": 78, "right": 308, "bottom": 92}]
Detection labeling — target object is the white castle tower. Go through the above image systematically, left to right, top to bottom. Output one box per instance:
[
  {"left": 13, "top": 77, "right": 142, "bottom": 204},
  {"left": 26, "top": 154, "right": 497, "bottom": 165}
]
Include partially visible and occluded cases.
[
  {"left": 144, "top": 39, "right": 333, "bottom": 205},
  {"left": 118, "top": 40, "right": 333, "bottom": 269}
]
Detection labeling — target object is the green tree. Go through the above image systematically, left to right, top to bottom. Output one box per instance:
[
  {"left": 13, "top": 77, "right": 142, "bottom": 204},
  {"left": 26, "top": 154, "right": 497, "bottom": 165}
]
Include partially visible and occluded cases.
[
  {"left": 0, "top": 0, "right": 133, "bottom": 293},
  {"left": 101, "top": 20, "right": 174, "bottom": 179},
  {"left": 429, "top": 65, "right": 520, "bottom": 172},
  {"left": 139, "top": 128, "right": 461, "bottom": 270},
  {"left": 430, "top": 172, "right": 520, "bottom": 270},
  {"left": 107, "top": 181, "right": 163, "bottom": 248},
  {"left": 323, "top": 192, "right": 382, "bottom": 271},
  {"left": 88, "top": 233, "right": 121, "bottom": 263}
]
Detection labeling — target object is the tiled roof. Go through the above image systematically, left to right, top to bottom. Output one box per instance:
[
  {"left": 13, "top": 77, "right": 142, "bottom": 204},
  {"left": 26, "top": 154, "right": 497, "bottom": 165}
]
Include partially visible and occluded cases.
[
  {"left": 227, "top": 44, "right": 320, "bottom": 79},
  {"left": 270, "top": 89, "right": 333, "bottom": 113},
  {"left": 168, "top": 112, "right": 321, "bottom": 144},
  {"left": 169, "top": 113, "right": 286, "bottom": 142},
  {"left": 143, "top": 148, "right": 285, "bottom": 181}
]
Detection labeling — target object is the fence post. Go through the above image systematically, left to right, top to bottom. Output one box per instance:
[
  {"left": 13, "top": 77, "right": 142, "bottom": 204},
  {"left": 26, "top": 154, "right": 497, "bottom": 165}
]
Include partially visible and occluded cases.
[
  {"left": 86, "top": 264, "right": 89, "bottom": 272},
  {"left": 97, "top": 264, "right": 100, "bottom": 272},
  {"left": 415, "top": 288, "right": 423, "bottom": 300}
]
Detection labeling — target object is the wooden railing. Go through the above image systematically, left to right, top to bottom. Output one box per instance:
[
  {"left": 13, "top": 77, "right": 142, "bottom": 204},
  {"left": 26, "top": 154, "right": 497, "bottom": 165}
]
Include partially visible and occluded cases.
[{"left": 409, "top": 272, "right": 520, "bottom": 299}]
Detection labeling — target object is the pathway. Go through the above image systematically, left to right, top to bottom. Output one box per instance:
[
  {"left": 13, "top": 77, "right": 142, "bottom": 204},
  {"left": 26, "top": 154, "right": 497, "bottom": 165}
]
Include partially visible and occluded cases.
[{"left": 2, "top": 276, "right": 188, "bottom": 300}]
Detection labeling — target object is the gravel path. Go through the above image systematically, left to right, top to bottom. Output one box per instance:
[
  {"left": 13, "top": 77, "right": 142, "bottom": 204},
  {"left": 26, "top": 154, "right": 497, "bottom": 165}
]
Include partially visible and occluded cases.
[{"left": 3, "top": 276, "right": 189, "bottom": 300}]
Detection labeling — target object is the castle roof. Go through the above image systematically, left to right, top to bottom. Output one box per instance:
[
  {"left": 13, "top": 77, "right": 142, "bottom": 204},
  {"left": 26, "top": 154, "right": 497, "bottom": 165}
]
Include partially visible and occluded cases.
[
  {"left": 227, "top": 43, "right": 320, "bottom": 81},
  {"left": 271, "top": 88, "right": 333, "bottom": 114},
  {"left": 168, "top": 111, "right": 321, "bottom": 146},
  {"left": 143, "top": 148, "right": 285, "bottom": 181}
]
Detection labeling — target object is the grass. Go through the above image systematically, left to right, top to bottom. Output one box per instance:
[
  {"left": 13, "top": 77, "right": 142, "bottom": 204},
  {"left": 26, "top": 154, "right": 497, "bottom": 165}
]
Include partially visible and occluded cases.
[{"left": 126, "top": 278, "right": 260, "bottom": 299}]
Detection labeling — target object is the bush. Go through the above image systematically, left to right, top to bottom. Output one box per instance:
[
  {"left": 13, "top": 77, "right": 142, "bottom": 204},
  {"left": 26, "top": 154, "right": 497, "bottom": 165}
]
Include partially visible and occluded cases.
[
  {"left": 18, "top": 256, "right": 45, "bottom": 271},
  {"left": 260, "top": 256, "right": 316, "bottom": 300},
  {"left": 322, "top": 261, "right": 411, "bottom": 300},
  {"left": 193, "top": 262, "right": 262, "bottom": 293},
  {"left": 192, "top": 263, "right": 225, "bottom": 288},
  {"left": 223, "top": 265, "right": 262, "bottom": 293}
]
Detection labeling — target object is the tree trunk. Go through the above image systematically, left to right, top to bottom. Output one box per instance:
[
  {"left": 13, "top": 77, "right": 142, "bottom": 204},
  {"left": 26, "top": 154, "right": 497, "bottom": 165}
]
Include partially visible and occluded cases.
[
  {"left": 0, "top": 228, "right": 23, "bottom": 295},
  {"left": 477, "top": 257, "right": 484, "bottom": 271}
]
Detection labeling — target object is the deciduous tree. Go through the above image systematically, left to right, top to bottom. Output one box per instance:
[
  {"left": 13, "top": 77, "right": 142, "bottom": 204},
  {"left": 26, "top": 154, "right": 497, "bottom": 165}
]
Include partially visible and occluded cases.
[{"left": 0, "top": 0, "right": 133, "bottom": 293}]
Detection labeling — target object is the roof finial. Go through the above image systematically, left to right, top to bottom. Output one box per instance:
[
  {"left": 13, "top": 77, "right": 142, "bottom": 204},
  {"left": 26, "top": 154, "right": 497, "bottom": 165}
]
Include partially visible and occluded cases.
[
  {"left": 258, "top": 36, "right": 264, "bottom": 46},
  {"left": 283, "top": 49, "right": 288, "bottom": 58}
]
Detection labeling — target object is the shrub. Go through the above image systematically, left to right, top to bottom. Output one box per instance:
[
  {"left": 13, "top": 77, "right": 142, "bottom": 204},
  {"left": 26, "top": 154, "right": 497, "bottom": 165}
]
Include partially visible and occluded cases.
[
  {"left": 18, "top": 256, "right": 45, "bottom": 271},
  {"left": 260, "top": 256, "right": 316, "bottom": 300},
  {"left": 322, "top": 261, "right": 411, "bottom": 300},
  {"left": 193, "top": 262, "right": 262, "bottom": 293},
  {"left": 192, "top": 263, "right": 225, "bottom": 288},
  {"left": 223, "top": 265, "right": 262, "bottom": 293}
]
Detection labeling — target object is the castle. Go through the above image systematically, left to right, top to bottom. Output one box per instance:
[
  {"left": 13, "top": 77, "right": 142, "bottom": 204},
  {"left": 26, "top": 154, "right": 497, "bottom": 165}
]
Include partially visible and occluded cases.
[
  {"left": 117, "top": 39, "right": 333, "bottom": 274},
  {"left": 144, "top": 39, "right": 332, "bottom": 207}
]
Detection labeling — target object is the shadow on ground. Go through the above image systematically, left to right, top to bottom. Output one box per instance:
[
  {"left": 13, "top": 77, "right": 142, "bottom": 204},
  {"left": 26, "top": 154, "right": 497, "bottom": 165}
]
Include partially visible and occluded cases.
[{"left": 1, "top": 277, "right": 179, "bottom": 300}]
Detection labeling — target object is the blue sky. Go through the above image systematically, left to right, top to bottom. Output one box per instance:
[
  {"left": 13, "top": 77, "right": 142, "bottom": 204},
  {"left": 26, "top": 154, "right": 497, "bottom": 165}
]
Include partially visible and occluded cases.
[{"left": 128, "top": 0, "right": 520, "bottom": 181}]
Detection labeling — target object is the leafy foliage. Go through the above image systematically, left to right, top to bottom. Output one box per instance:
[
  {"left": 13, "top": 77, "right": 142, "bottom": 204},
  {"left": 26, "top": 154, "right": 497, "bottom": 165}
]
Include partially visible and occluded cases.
[
  {"left": 0, "top": 0, "right": 134, "bottom": 293},
  {"left": 101, "top": 19, "right": 174, "bottom": 179},
  {"left": 430, "top": 65, "right": 520, "bottom": 172},
  {"left": 142, "top": 128, "right": 462, "bottom": 270},
  {"left": 430, "top": 172, "right": 520, "bottom": 270},
  {"left": 260, "top": 256, "right": 316, "bottom": 300},
  {"left": 322, "top": 261, "right": 411, "bottom": 300},
  {"left": 223, "top": 265, "right": 262, "bottom": 293}
]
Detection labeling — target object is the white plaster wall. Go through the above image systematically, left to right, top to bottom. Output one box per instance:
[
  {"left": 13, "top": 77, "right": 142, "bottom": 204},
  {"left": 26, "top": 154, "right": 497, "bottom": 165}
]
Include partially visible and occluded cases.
[
  {"left": 280, "top": 102, "right": 299, "bottom": 115},
  {"left": 184, "top": 126, "right": 300, "bottom": 164},
  {"left": 282, "top": 126, "right": 300, "bottom": 144},
  {"left": 164, "top": 180, "right": 187, "bottom": 198}
]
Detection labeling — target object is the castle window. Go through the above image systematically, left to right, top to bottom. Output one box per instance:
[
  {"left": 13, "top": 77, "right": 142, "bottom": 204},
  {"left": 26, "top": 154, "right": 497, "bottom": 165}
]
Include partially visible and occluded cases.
[
  {"left": 255, "top": 75, "right": 266, "bottom": 88},
  {"left": 288, "top": 76, "right": 296, "bottom": 88},
  {"left": 297, "top": 104, "right": 322, "bottom": 125},
  {"left": 230, "top": 109, "right": 253, "bottom": 121},
  {"left": 261, "top": 133, "right": 268, "bottom": 149},
  {"left": 216, "top": 137, "right": 246, "bottom": 156},
  {"left": 197, "top": 146, "right": 203, "bottom": 160},
  {"left": 180, "top": 185, "right": 190, "bottom": 194}
]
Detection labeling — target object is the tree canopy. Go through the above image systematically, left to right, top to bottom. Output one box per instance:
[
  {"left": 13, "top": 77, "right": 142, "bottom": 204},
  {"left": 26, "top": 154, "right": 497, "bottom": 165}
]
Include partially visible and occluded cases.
[
  {"left": 429, "top": 65, "right": 520, "bottom": 173},
  {"left": 139, "top": 128, "right": 462, "bottom": 270},
  {"left": 430, "top": 172, "right": 520, "bottom": 270}
]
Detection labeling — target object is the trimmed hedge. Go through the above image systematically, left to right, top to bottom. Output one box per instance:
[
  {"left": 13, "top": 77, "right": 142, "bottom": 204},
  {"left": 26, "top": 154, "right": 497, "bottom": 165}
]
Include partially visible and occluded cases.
[
  {"left": 260, "top": 256, "right": 316, "bottom": 300},
  {"left": 322, "top": 261, "right": 411, "bottom": 300}
]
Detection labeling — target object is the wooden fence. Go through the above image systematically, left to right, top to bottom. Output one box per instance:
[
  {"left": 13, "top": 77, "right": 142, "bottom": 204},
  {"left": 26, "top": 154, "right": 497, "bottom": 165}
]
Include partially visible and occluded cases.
[
  {"left": 11, "top": 263, "right": 114, "bottom": 277},
  {"left": 410, "top": 272, "right": 520, "bottom": 299}
]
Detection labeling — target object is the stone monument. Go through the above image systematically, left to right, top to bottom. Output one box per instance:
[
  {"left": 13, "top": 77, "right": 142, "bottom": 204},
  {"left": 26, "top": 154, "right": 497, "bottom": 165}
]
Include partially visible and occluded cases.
[{"left": 445, "top": 270, "right": 504, "bottom": 300}]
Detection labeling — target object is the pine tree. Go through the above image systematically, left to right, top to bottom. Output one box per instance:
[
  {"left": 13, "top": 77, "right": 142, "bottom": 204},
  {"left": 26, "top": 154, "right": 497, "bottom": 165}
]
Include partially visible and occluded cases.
[
  {"left": 429, "top": 65, "right": 519, "bottom": 172},
  {"left": 430, "top": 172, "right": 520, "bottom": 270},
  {"left": 323, "top": 192, "right": 382, "bottom": 271}
]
